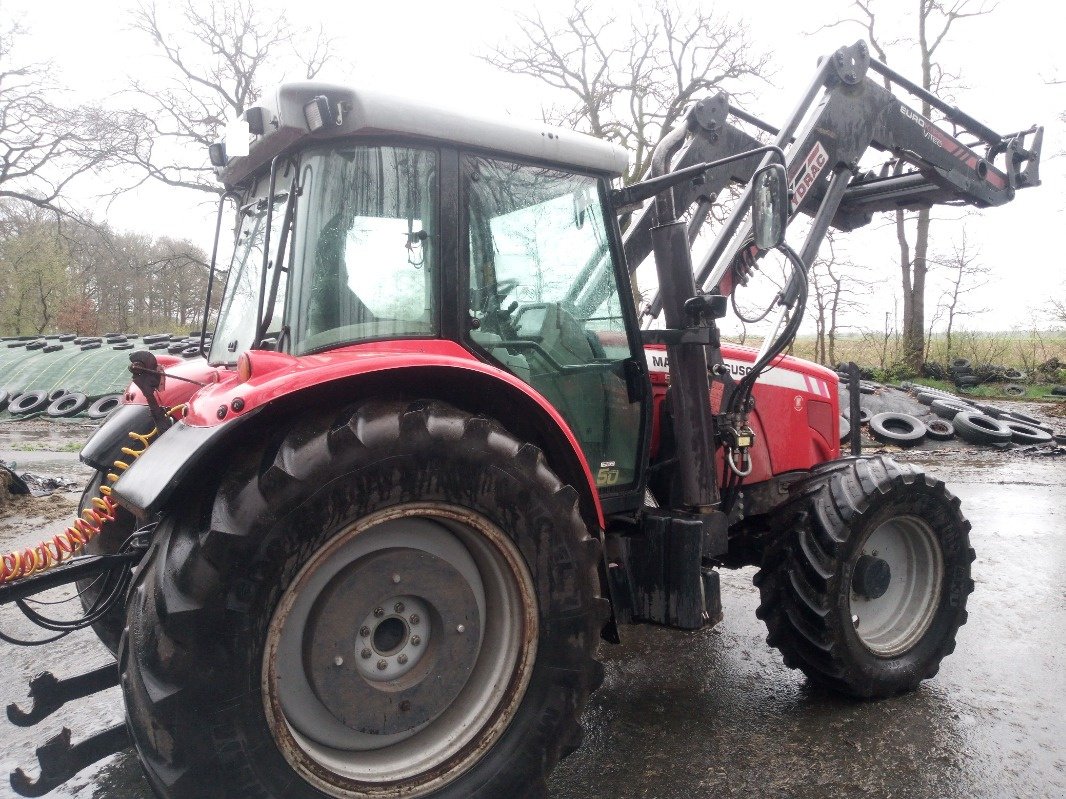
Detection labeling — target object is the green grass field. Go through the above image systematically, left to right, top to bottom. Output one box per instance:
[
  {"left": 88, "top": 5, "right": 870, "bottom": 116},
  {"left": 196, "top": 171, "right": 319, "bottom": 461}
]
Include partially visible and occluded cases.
[{"left": 725, "top": 330, "right": 1066, "bottom": 399}]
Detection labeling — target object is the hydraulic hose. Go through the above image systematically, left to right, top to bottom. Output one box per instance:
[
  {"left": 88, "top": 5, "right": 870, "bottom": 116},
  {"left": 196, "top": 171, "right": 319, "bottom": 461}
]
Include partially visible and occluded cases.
[{"left": 0, "top": 418, "right": 172, "bottom": 585}]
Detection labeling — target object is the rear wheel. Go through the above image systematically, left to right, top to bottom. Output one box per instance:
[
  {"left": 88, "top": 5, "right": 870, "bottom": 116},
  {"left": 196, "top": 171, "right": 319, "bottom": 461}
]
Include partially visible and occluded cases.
[
  {"left": 121, "top": 399, "right": 604, "bottom": 799},
  {"left": 754, "top": 455, "right": 974, "bottom": 698}
]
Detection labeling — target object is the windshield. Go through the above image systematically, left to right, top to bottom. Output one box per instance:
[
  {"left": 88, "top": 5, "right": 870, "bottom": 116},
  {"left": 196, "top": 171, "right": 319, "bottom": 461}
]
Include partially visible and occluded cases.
[
  {"left": 291, "top": 145, "right": 439, "bottom": 354},
  {"left": 209, "top": 176, "right": 289, "bottom": 363}
]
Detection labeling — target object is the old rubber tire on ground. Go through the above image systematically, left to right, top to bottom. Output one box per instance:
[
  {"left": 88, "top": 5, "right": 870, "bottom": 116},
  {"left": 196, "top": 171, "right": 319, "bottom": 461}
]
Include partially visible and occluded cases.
[
  {"left": 8, "top": 390, "right": 49, "bottom": 415},
  {"left": 916, "top": 390, "right": 954, "bottom": 406},
  {"left": 47, "top": 392, "right": 88, "bottom": 417},
  {"left": 87, "top": 394, "right": 122, "bottom": 419},
  {"left": 930, "top": 398, "right": 973, "bottom": 420},
  {"left": 121, "top": 399, "right": 605, "bottom": 799},
  {"left": 974, "top": 403, "right": 1007, "bottom": 419},
  {"left": 999, "top": 409, "right": 1043, "bottom": 427},
  {"left": 953, "top": 411, "right": 1012, "bottom": 445},
  {"left": 869, "top": 412, "right": 926, "bottom": 446},
  {"left": 839, "top": 415, "right": 851, "bottom": 443},
  {"left": 925, "top": 419, "right": 955, "bottom": 441},
  {"left": 1001, "top": 421, "right": 1053, "bottom": 445},
  {"left": 754, "top": 455, "right": 974, "bottom": 698},
  {"left": 76, "top": 470, "right": 137, "bottom": 656}
]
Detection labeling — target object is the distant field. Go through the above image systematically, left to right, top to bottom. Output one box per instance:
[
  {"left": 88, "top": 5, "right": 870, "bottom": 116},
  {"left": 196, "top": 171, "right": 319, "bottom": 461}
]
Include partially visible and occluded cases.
[{"left": 728, "top": 331, "right": 1066, "bottom": 373}]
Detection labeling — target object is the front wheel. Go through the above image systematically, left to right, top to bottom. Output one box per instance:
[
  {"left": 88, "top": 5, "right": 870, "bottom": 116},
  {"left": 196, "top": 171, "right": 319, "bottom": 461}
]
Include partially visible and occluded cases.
[
  {"left": 121, "top": 399, "right": 605, "bottom": 799},
  {"left": 754, "top": 455, "right": 975, "bottom": 698}
]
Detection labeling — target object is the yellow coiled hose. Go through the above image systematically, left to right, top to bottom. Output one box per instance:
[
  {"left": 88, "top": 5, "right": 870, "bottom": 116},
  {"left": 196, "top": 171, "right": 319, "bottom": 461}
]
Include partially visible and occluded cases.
[{"left": 0, "top": 423, "right": 165, "bottom": 584}]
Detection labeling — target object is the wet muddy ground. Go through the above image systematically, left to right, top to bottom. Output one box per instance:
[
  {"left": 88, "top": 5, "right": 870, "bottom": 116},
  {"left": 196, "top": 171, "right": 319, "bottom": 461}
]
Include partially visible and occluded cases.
[{"left": 0, "top": 416, "right": 1063, "bottom": 799}]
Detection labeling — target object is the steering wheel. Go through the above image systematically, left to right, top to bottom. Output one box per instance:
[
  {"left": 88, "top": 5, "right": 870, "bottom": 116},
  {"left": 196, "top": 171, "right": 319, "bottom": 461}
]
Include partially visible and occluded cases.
[{"left": 474, "top": 278, "right": 521, "bottom": 336}]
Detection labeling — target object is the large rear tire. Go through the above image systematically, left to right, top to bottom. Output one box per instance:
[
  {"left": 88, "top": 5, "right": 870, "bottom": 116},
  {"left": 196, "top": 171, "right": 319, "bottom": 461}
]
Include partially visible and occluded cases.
[
  {"left": 121, "top": 399, "right": 605, "bottom": 799},
  {"left": 754, "top": 455, "right": 974, "bottom": 698}
]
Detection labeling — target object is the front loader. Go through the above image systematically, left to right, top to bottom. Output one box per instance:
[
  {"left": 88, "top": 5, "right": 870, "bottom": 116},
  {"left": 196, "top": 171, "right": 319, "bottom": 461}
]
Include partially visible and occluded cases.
[{"left": 0, "top": 40, "right": 1040, "bottom": 798}]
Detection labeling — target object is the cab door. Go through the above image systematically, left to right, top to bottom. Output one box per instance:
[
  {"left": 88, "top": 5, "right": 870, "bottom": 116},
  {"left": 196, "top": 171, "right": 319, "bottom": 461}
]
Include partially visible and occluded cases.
[{"left": 461, "top": 154, "right": 649, "bottom": 509}]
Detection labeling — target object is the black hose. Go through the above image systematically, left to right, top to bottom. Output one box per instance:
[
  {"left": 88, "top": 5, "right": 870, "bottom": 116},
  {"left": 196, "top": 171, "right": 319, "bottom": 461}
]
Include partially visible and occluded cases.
[{"left": 722, "top": 242, "right": 809, "bottom": 513}]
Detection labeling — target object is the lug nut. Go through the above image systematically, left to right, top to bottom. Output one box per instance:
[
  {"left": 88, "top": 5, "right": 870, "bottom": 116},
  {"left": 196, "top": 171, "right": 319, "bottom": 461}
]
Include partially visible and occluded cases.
[
  {"left": 392, "top": 573, "right": 402, "bottom": 584},
  {"left": 394, "top": 602, "right": 405, "bottom": 613},
  {"left": 374, "top": 607, "right": 384, "bottom": 618},
  {"left": 410, "top": 614, "right": 420, "bottom": 625},
  {"left": 456, "top": 624, "right": 465, "bottom": 634},
  {"left": 360, "top": 626, "right": 370, "bottom": 637},
  {"left": 411, "top": 635, "right": 421, "bottom": 646},
  {"left": 361, "top": 648, "right": 372, "bottom": 659},
  {"left": 398, "top": 654, "right": 409, "bottom": 665},
  {"left": 334, "top": 656, "right": 344, "bottom": 667},
  {"left": 377, "top": 659, "right": 388, "bottom": 671}
]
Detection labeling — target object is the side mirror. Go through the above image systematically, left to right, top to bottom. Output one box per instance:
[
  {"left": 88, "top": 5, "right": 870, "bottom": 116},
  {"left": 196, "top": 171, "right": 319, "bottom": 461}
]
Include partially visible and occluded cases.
[{"left": 752, "top": 164, "right": 789, "bottom": 250}]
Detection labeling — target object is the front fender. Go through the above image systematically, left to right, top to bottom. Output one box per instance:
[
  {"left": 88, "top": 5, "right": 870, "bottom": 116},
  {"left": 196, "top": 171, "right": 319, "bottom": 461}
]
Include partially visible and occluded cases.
[{"left": 112, "top": 344, "right": 605, "bottom": 529}]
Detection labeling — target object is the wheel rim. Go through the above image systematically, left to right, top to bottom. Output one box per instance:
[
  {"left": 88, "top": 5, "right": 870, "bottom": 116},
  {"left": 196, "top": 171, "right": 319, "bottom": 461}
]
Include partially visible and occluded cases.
[
  {"left": 263, "top": 503, "right": 538, "bottom": 798},
  {"left": 848, "top": 515, "right": 943, "bottom": 657}
]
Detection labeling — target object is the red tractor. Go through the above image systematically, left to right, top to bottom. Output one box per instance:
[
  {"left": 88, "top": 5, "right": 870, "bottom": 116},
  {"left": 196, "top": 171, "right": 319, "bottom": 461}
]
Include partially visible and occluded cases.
[{"left": 1, "top": 41, "right": 1040, "bottom": 799}]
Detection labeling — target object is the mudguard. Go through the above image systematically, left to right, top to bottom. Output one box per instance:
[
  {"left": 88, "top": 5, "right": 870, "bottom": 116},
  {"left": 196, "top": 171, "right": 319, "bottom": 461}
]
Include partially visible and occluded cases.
[
  {"left": 111, "top": 341, "right": 606, "bottom": 529},
  {"left": 79, "top": 403, "right": 156, "bottom": 473},
  {"left": 109, "top": 412, "right": 259, "bottom": 517}
]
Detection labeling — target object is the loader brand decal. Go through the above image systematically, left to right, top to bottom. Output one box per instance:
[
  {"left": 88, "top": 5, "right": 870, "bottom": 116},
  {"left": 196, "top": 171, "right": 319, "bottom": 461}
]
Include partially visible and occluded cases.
[
  {"left": 898, "top": 104, "right": 1007, "bottom": 189},
  {"left": 788, "top": 141, "right": 829, "bottom": 211},
  {"left": 645, "top": 351, "right": 834, "bottom": 397}
]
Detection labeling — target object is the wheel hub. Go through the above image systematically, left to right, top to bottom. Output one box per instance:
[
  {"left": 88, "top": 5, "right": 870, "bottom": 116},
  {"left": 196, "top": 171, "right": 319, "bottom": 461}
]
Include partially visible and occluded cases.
[
  {"left": 265, "top": 509, "right": 538, "bottom": 795},
  {"left": 849, "top": 515, "right": 944, "bottom": 657},
  {"left": 306, "top": 549, "right": 482, "bottom": 736},
  {"left": 852, "top": 554, "right": 891, "bottom": 599}
]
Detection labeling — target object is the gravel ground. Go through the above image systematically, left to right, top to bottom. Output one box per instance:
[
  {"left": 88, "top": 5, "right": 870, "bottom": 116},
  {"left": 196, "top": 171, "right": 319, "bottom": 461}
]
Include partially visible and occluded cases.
[{"left": 0, "top": 403, "right": 1062, "bottom": 799}]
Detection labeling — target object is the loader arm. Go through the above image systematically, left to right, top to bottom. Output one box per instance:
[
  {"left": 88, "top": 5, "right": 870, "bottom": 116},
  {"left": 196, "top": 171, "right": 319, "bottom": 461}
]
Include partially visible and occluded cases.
[
  {"left": 690, "top": 40, "right": 1042, "bottom": 303},
  {"left": 620, "top": 93, "right": 766, "bottom": 272}
]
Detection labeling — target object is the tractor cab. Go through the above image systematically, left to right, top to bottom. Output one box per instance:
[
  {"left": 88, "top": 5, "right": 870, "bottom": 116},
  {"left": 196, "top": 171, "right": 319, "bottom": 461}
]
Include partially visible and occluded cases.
[{"left": 210, "top": 83, "right": 650, "bottom": 498}]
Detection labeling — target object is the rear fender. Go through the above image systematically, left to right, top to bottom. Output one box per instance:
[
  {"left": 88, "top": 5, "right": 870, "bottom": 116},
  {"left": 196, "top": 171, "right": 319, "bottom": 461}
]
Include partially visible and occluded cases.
[
  {"left": 121, "top": 355, "right": 222, "bottom": 409},
  {"left": 81, "top": 356, "right": 222, "bottom": 475},
  {"left": 113, "top": 361, "right": 605, "bottom": 532},
  {"left": 79, "top": 403, "right": 156, "bottom": 473}
]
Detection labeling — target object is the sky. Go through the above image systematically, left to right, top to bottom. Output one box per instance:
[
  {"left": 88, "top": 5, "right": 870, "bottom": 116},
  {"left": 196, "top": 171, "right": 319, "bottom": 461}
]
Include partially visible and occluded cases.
[{"left": 5, "top": 0, "right": 1065, "bottom": 336}]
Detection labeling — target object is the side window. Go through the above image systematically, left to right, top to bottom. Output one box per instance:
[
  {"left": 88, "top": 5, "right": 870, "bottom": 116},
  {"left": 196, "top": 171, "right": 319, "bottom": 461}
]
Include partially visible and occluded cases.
[
  {"left": 292, "top": 145, "right": 438, "bottom": 354},
  {"left": 465, "top": 156, "right": 642, "bottom": 491}
]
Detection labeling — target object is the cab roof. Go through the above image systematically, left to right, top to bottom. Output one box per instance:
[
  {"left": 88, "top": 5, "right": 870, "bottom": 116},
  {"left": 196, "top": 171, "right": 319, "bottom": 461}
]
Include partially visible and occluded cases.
[{"left": 217, "top": 81, "right": 630, "bottom": 188}]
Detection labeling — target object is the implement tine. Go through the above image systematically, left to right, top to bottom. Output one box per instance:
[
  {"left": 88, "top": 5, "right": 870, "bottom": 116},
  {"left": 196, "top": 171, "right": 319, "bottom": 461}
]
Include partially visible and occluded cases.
[
  {"left": 7, "top": 665, "right": 120, "bottom": 727},
  {"left": 10, "top": 724, "right": 131, "bottom": 798}
]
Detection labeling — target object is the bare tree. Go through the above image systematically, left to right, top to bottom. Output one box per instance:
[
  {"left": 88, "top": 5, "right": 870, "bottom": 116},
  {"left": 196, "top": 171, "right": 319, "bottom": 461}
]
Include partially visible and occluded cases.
[
  {"left": 117, "top": 0, "right": 336, "bottom": 195},
  {"left": 832, "top": 0, "right": 992, "bottom": 371},
  {"left": 483, "top": 1, "right": 771, "bottom": 184},
  {"left": 0, "top": 22, "right": 129, "bottom": 213},
  {"left": 926, "top": 228, "right": 989, "bottom": 361},
  {"left": 808, "top": 235, "right": 874, "bottom": 367},
  {"left": 1048, "top": 291, "right": 1066, "bottom": 329}
]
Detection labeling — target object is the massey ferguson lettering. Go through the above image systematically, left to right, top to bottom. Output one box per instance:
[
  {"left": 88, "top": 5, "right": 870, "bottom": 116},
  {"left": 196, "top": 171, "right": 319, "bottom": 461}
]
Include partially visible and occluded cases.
[{"left": 788, "top": 141, "right": 829, "bottom": 211}]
